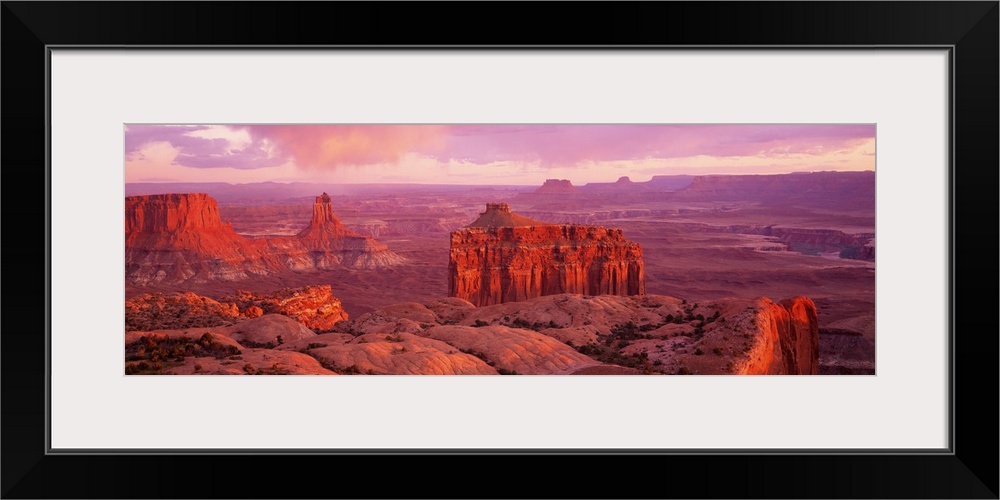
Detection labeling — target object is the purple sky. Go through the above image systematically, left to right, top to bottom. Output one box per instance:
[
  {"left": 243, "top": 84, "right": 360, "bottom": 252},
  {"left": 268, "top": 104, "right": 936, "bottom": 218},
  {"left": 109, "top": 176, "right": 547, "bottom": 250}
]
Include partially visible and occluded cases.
[{"left": 125, "top": 124, "right": 875, "bottom": 184}]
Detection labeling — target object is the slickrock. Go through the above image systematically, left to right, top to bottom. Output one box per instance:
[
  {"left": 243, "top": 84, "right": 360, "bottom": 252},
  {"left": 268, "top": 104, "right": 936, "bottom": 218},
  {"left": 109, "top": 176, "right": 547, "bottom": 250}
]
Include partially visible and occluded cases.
[
  {"left": 125, "top": 292, "right": 821, "bottom": 375},
  {"left": 227, "top": 314, "right": 317, "bottom": 345},
  {"left": 418, "top": 325, "right": 601, "bottom": 375},
  {"left": 292, "top": 332, "right": 498, "bottom": 375}
]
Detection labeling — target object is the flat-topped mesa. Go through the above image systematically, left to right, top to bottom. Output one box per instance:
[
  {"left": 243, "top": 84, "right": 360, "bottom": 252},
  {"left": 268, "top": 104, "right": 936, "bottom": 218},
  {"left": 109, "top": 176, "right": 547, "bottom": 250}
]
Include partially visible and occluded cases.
[
  {"left": 535, "top": 178, "right": 580, "bottom": 194},
  {"left": 125, "top": 193, "right": 285, "bottom": 284},
  {"left": 126, "top": 193, "right": 232, "bottom": 239},
  {"left": 465, "top": 202, "right": 552, "bottom": 228},
  {"left": 450, "top": 203, "right": 645, "bottom": 307}
]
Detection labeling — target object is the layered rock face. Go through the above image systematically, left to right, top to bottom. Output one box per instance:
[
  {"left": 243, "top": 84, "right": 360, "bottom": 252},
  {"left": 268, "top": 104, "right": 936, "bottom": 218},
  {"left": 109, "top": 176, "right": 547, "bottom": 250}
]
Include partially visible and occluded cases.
[
  {"left": 125, "top": 193, "right": 403, "bottom": 284},
  {"left": 125, "top": 193, "right": 287, "bottom": 284},
  {"left": 449, "top": 203, "right": 645, "bottom": 307},
  {"left": 734, "top": 297, "right": 819, "bottom": 375}
]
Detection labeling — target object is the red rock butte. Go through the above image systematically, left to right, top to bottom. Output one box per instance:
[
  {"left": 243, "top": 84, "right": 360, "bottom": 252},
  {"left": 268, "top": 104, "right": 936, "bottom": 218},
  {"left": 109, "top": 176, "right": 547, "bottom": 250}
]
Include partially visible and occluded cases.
[
  {"left": 125, "top": 192, "right": 403, "bottom": 285},
  {"left": 298, "top": 192, "right": 359, "bottom": 240},
  {"left": 449, "top": 203, "right": 645, "bottom": 307}
]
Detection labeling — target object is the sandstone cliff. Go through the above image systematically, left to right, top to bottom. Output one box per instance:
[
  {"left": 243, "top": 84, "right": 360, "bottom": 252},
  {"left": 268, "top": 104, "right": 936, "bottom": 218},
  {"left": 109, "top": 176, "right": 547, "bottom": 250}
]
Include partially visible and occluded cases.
[
  {"left": 125, "top": 192, "right": 403, "bottom": 284},
  {"left": 125, "top": 193, "right": 287, "bottom": 284},
  {"left": 449, "top": 203, "right": 645, "bottom": 307},
  {"left": 730, "top": 297, "right": 819, "bottom": 375}
]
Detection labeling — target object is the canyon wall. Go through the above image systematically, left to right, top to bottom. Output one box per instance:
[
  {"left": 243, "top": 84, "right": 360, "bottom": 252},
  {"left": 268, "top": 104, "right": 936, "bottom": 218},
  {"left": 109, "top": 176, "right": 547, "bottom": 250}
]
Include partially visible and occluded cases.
[
  {"left": 125, "top": 193, "right": 403, "bottom": 285},
  {"left": 449, "top": 204, "right": 645, "bottom": 307},
  {"left": 734, "top": 296, "right": 819, "bottom": 375}
]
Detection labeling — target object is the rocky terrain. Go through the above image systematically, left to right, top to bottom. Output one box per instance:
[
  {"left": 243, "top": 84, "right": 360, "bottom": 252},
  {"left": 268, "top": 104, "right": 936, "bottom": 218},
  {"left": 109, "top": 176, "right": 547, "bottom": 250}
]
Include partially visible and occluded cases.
[
  {"left": 125, "top": 171, "right": 875, "bottom": 374},
  {"left": 125, "top": 192, "right": 403, "bottom": 285},
  {"left": 449, "top": 203, "right": 645, "bottom": 307},
  {"left": 126, "top": 285, "right": 349, "bottom": 333},
  {"left": 124, "top": 292, "right": 819, "bottom": 375}
]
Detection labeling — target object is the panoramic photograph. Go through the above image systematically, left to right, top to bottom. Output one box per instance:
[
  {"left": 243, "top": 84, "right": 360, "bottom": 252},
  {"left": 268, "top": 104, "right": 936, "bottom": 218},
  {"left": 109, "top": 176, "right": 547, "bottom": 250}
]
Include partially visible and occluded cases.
[{"left": 124, "top": 124, "right": 875, "bottom": 375}]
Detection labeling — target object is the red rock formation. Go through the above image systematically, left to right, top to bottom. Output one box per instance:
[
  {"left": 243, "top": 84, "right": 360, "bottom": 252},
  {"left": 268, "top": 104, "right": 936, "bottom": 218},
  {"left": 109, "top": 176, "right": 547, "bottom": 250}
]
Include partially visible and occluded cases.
[
  {"left": 297, "top": 192, "right": 361, "bottom": 240},
  {"left": 125, "top": 193, "right": 403, "bottom": 284},
  {"left": 125, "top": 193, "right": 286, "bottom": 284},
  {"left": 295, "top": 193, "right": 405, "bottom": 269},
  {"left": 449, "top": 204, "right": 645, "bottom": 307},
  {"left": 221, "top": 285, "right": 349, "bottom": 331},
  {"left": 127, "top": 287, "right": 350, "bottom": 331},
  {"left": 125, "top": 291, "right": 240, "bottom": 331},
  {"left": 125, "top": 292, "right": 823, "bottom": 375},
  {"left": 734, "top": 296, "right": 819, "bottom": 375}
]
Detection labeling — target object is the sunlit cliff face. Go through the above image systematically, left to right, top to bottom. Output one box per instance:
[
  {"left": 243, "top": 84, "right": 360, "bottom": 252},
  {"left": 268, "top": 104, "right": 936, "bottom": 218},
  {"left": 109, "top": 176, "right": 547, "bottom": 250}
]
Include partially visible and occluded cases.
[{"left": 449, "top": 204, "right": 645, "bottom": 307}]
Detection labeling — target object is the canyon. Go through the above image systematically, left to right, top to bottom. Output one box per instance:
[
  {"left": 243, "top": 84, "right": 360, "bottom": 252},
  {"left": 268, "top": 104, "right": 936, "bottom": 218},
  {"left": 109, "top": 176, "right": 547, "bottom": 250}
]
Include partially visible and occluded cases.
[{"left": 125, "top": 170, "right": 876, "bottom": 375}]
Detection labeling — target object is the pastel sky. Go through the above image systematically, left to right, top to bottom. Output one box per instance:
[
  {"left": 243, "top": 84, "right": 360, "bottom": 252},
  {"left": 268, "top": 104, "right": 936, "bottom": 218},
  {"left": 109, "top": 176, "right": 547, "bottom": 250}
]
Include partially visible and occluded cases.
[{"left": 125, "top": 124, "right": 875, "bottom": 185}]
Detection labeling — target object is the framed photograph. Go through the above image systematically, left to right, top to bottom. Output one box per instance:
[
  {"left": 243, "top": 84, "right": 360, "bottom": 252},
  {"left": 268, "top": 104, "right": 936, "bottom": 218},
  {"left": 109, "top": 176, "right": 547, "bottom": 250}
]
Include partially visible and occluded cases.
[{"left": 3, "top": 2, "right": 996, "bottom": 498}]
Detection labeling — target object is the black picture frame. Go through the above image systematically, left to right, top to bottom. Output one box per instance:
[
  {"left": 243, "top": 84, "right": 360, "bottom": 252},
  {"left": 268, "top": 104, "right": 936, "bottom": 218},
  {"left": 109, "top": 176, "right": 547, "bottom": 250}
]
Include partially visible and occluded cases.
[{"left": 3, "top": 2, "right": 996, "bottom": 498}]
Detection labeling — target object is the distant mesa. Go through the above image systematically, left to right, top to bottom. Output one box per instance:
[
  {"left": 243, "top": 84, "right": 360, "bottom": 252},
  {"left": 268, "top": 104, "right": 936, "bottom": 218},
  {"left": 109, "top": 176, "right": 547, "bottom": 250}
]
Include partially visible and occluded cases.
[
  {"left": 675, "top": 170, "right": 875, "bottom": 205},
  {"left": 534, "top": 178, "right": 580, "bottom": 194},
  {"left": 125, "top": 192, "right": 403, "bottom": 285},
  {"left": 464, "top": 202, "right": 550, "bottom": 228},
  {"left": 449, "top": 203, "right": 645, "bottom": 307}
]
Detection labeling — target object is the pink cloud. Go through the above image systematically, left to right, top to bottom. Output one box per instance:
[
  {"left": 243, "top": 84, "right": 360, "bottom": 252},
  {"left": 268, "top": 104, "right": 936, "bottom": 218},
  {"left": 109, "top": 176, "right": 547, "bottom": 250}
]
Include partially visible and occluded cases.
[
  {"left": 125, "top": 124, "right": 875, "bottom": 172},
  {"left": 242, "top": 125, "right": 451, "bottom": 170}
]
